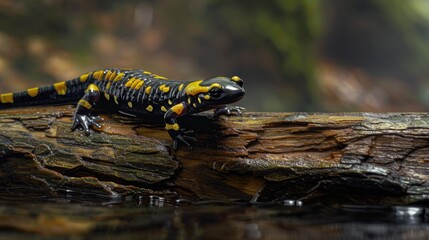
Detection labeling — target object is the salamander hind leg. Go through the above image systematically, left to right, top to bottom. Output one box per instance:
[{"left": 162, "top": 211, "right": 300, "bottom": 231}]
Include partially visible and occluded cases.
[
  {"left": 71, "top": 84, "right": 103, "bottom": 135},
  {"left": 164, "top": 102, "right": 196, "bottom": 150}
]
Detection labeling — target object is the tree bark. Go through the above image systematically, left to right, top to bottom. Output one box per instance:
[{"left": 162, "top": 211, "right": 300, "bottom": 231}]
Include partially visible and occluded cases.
[{"left": 1, "top": 105, "right": 429, "bottom": 204}]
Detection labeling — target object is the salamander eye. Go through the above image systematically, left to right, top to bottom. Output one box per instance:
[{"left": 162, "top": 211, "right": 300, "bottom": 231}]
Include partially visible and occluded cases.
[{"left": 210, "top": 88, "right": 221, "bottom": 97}]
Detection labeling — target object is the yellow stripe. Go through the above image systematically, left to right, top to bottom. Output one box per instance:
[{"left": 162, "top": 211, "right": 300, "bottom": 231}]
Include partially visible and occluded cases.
[
  {"left": 93, "top": 70, "right": 104, "bottom": 80},
  {"left": 104, "top": 70, "right": 113, "bottom": 81},
  {"left": 143, "top": 71, "right": 151, "bottom": 74},
  {"left": 109, "top": 72, "right": 117, "bottom": 81},
  {"left": 114, "top": 72, "right": 124, "bottom": 82},
  {"left": 80, "top": 73, "right": 89, "bottom": 82},
  {"left": 153, "top": 74, "right": 167, "bottom": 80},
  {"left": 231, "top": 76, "right": 241, "bottom": 82},
  {"left": 125, "top": 78, "right": 136, "bottom": 87},
  {"left": 131, "top": 79, "right": 141, "bottom": 89},
  {"left": 135, "top": 80, "right": 144, "bottom": 90},
  {"left": 185, "top": 80, "right": 221, "bottom": 96},
  {"left": 54, "top": 82, "right": 67, "bottom": 95},
  {"left": 106, "top": 82, "right": 111, "bottom": 90},
  {"left": 178, "top": 84, "right": 184, "bottom": 91},
  {"left": 145, "top": 86, "right": 152, "bottom": 95},
  {"left": 27, "top": 87, "right": 39, "bottom": 97},
  {"left": 0, "top": 93, "right": 13, "bottom": 103},
  {"left": 104, "top": 93, "right": 110, "bottom": 101},
  {"left": 114, "top": 96, "right": 119, "bottom": 104},
  {"left": 78, "top": 99, "right": 92, "bottom": 109},
  {"left": 168, "top": 100, "right": 172, "bottom": 105},
  {"left": 128, "top": 102, "right": 133, "bottom": 108},
  {"left": 161, "top": 106, "right": 167, "bottom": 112},
  {"left": 165, "top": 123, "right": 180, "bottom": 131}
]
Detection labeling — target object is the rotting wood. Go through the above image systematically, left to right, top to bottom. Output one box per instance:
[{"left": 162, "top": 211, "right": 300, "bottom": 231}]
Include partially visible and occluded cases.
[{"left": 1, "top": 105, "right": 429, "bottom": 204}]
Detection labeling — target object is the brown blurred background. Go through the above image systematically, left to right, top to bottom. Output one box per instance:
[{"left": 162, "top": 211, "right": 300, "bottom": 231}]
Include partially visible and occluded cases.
[{"left": 1, "top": 0, "right": 429, "bottom": 112}]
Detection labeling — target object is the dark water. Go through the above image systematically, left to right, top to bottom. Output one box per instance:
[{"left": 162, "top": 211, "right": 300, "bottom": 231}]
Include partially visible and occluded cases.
[{"left": 0, "top": 192, "right": 428, "bottom": 240}]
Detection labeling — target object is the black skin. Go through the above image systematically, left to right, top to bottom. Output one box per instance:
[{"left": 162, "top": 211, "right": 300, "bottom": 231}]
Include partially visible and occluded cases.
[
  {"left": 0, "top": 69, "right": 245, "bottom": 150},
  {"left": 71, "top": 72, "right": 245, "bottom": 150}
]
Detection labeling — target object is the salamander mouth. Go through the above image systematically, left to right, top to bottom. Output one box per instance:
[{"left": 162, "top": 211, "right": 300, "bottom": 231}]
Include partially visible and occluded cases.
[{"left": 213, "top": 89, "right": 245, "bottom": 105}]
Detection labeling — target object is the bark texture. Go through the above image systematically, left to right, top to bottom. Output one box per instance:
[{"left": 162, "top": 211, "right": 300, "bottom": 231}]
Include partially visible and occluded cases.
[{"left": 1, "top": 105, "right": 429, "bottom": 204}]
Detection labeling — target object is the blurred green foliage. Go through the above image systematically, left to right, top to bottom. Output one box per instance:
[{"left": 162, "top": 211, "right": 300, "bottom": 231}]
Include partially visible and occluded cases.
[
  {"left": 0, "top": 0, "right": 429, "bottom": 111},
  {"left": 157, "top": 0, "right": 323, "bottom": 110},
  {"left": 324, "top": 0, "right": 429, "bottom": 79}
]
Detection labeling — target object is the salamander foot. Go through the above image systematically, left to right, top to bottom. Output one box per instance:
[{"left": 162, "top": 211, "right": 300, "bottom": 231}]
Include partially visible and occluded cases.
[
  {"left": 214, "top": 105, "right": 245, "bottom": 118},
  {"left": 71, "top": 114, "right": 103, "bottom": 135}
]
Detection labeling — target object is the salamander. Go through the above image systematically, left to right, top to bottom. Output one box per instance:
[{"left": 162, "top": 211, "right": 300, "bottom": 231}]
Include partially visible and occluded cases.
[{"left": 0, "top": 68, "right": 245, "bottom": 149}]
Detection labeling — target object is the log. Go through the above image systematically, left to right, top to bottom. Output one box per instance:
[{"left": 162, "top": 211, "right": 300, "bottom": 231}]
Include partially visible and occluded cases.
[{"left": 1, "top": 105, "right": 429, "bottom": 205}]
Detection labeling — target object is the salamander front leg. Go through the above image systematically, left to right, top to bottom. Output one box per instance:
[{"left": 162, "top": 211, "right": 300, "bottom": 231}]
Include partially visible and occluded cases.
[
  {"left": 71, "top": 84, "right": 103, "bottom": 135},
  {"left": 164, "top": 102, "right": 196, "bottom": 150},
  {"left": 213, "top": 105, "right": 245, "bottom": 117}
]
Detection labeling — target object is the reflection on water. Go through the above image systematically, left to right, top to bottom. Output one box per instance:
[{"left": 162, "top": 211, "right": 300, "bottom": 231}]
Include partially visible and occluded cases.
[{"left": 0, "top": 192, "right": 428, "bottom": 239}]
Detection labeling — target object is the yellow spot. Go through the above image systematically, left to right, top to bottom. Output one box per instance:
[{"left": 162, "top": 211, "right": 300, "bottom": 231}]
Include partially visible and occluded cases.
[
  {"left": 93, "top": 70, "right": 104, "bottom": 80},
  {"left": 105, "top": 70, "right": 113, "bottom": 80},
  {"left": 109, "top": 71, "right": 117, "bottom": 81},
  {"left": 143, "top": 71, "right": 152, "bottom": 74},
  {"left": 113, "top": 72, "right": 124, "bottom": 82},
  {"left": 80, "top": 73, "right": 89, "bottom": 82},
  {"left": 154, "top": 74, "right": 167, "bottom": 80},
  {"left": 231, "top": 76, "right": 241, "bottom": 82},
  {"left": 125, "top": 78, "right": 136, "bottom": 87},
  {"left": 131, "top": 79, "right": 141, "bottom": 89},
  {"left": 135, "top": 80, "right": 144, "bottom": 90},
  {"left": 184, "top": 80, "right": 222, "bottom": 96},
  {"left": 54, "top": 82, "right": 67, "bottom": 95},
  {"left": 106, "top": 82, "right": 111, "bottom": 90},
  {"left": 85, "top": 84, "right": 99, "bottom": 92},
  {"left": 159, "top": 84, "right": 170, "bottom": 93},
  {"left": 178, "top": 84, "right": 184, "bottom": 91},
  {"left": 145, "top": 86, "right": 152, "bottom": 95},
  {"left": 27, "top": 87, "right": 39, "bottom": 97},
  {"left": 0, "top": 93, "right": 13, "bottom": 103},
  {"left": 104, "top": 93, "right": 110, "bottom": 101},
  {"left": 204, "top": 95, "right": 210, "bottom": 100},
  {"left": 114, "top": 96, "right": 119, "bottom": 105},
  {"left": 197, "top": 97, "right": 202, "bottom": 104},
  {"left": 187, "top": 98, "right": 191, "bottom": 104},
  {"left": 78, "top": 99, "right": 92, "bottom": 109},
  {"left": 168, "top": 100, "right": 172, "bottom": 105},
  {"left": 128, "top": 102, "right": 133, "bottom": 108},
  {"left": 171, "top": 103, "right": 184, "bottom": 115},
  {"left": 146, "top": 105, "right": 153, "bottom": 112},
  {"left": 161, "top": 106, "right": 167, "bottom": 112},
  {"left": 165, "top": 123, "right": 180, "bottom": 131}
]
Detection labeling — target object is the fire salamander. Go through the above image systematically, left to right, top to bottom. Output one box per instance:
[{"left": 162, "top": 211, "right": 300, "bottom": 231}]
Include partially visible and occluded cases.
[{"left": 0, "top": 68, "right": 245, "bottom": 149}]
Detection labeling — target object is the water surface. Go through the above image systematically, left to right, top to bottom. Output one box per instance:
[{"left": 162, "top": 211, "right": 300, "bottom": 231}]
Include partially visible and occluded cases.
[{"left": 0, "top": 192, "right": 428, "bottom": 239}]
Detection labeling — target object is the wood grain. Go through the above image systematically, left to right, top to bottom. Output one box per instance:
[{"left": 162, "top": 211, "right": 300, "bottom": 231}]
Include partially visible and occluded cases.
[{"left": 1, "top": 106, "right": 429, "bottom": 204}]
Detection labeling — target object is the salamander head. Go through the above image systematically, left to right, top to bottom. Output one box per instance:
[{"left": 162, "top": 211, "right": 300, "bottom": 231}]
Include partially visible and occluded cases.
[{"left": 184, "top": 76, "right": 245, "bottom": 108}]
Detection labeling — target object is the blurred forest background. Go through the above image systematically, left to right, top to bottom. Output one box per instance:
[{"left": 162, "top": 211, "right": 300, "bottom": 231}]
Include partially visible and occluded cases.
[{"left": 0, "top": 0, "right": 429, "bottom": 111}]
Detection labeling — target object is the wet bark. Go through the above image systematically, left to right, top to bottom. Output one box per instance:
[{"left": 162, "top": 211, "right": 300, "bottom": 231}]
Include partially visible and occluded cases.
[{"left": 1, "top": 105, "right": 429, "bottom": 204}]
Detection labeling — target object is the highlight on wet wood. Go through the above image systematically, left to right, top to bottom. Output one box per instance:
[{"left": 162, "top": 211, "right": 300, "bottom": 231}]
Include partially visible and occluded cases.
[{"left": 1, "top": 105, "right": 429, "bottom": 205}]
